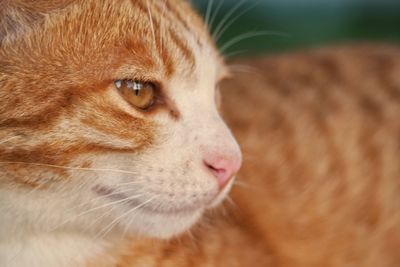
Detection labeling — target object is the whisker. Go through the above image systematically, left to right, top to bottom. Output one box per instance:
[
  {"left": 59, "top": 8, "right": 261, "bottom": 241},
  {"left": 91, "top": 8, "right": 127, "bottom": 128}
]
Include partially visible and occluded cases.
[
  {"left": 146, "top": 0, "right": 157, "bottom": 49},
  {"left": 159, "top": 0, "right": 168, "bottom": 53},
  {"left": 204, "top": 0, "right": 215, "bottom": 28},
  {"left": 208, "top": 0, "right": 225, "bottom": 32},
  {"left": 212, "top": 0, "right": 247, "bottom": 40},
  {"left": 214, "top": 0, "right": 261, "bottom": 43},
  {"left": 220, "top": 30, "right": 288, "bottom": 53},
  {"left": 224, "top": 49, "right": 248, "bottom": 59},
  {"left": 229, "top": 64, "right": 261, "bottom": 73},
  {"left": 229, "top": 67, "right": 259, "bottom": 75},
  {"left": 0, "top": 161, "right": 139, "bottom": 175},
  {"left": 0, "top": 173, "right": 79, "bottom": 208},
  {"left": 21, "top": 177, "right": 67, "bottom": 198},
  {"left": 233, "top": 179, "right": 261, "bottom": 192},
  {"left": 115, "top": 180, "right": 145, "bottom": 187},
  {"left": 62, "top": 186, "right": 143, "bottom": 215},
  {"left": 100, "top": 186, "right": 141, "bottom": 197},
  {"left": 50, "top": 192, "right": 146, "bottom": 232},
  {"left": 71, "top": 192, "right": 145, "bottom": 218},
  {"left": 119, "top": 192, "right": 149, "bottom": 239},
  {"left": 225, "top": 195, "right": 236, "bottom": 206},
  {"left": 95, "top": 196, "right": 157, "bottom": 240},
  {"left": 83, "top": 203, "right": 121, "bottom": 233},
  {"left": 120, "top": 208, "right": 135, "bottom": 239},
  {"left": 185, "top": 229, "right": 198, "bottom": 249}
]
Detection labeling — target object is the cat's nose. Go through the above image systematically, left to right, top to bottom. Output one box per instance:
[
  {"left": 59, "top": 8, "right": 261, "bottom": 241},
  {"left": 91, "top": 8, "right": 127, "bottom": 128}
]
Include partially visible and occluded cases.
[{"left": 203, "top": 152, "right": 242, "bottom": 189}]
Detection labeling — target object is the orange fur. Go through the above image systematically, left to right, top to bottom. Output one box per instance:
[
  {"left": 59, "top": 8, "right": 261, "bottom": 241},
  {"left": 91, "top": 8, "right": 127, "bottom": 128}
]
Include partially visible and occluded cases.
[
  {"left": 0, "top": 0, "right": 211, "bottom": 186},
  {"left": 2, "top": 0, "right": 400, "bottom": 266},
  {"left": 83, "top": 44, "right": 400, "bottom": 267},
  {"left": 225, "top": 45, "right": 400, "bottom": 267}
]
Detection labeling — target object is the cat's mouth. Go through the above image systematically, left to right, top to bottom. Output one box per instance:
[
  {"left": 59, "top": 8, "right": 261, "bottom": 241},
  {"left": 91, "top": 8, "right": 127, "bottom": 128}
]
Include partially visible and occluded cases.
[{"left": 93, "top": 184, "right": 212, "bottom": 215}]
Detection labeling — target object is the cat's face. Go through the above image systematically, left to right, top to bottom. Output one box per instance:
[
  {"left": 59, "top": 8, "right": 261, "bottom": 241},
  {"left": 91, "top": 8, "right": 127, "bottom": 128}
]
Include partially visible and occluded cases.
[{"left": 0, "top": 0, "right": 241, "bottom": 239}]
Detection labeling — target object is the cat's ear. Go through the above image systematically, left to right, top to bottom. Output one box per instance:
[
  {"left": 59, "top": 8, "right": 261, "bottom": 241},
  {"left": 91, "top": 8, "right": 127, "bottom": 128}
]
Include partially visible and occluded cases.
[{"left": 0, "top": 0, "right": 72, "bottom": 44}]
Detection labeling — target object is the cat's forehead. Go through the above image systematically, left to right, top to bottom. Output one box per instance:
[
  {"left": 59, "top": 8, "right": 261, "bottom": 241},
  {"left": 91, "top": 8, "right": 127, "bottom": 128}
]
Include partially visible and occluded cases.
[
  {"left": 1, "top": 0, "right": 226, "bottom": 83},
  {"left": 113, "top": 0, "right": 226, "bottom": 81}
]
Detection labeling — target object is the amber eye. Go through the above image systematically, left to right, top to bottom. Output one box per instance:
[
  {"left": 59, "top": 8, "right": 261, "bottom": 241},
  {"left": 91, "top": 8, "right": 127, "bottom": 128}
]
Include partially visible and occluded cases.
[{"left": 114, "top": 79, "right": 156, "bottom": 110}]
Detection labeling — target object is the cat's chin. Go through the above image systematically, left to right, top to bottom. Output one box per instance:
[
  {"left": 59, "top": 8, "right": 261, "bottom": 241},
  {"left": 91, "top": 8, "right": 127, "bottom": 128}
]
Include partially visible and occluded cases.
[
  {"left": 92, "top": 178, "right": 235, "bottom": 239},
  {"left": 123, "top": 183, "right": 234, "bottom": 239},
  {"left": 125, "top": 207, "right": 204, "bottom": 239}
]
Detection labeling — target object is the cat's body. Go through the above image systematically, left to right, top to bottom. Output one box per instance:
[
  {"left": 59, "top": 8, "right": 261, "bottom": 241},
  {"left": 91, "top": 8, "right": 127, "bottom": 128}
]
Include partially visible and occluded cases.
[
  {"left": 1, "top": 0, "right": 400, "bottom": 266},
  {"left": 224, "top": 45, "right": 400, "bottom": 267}
]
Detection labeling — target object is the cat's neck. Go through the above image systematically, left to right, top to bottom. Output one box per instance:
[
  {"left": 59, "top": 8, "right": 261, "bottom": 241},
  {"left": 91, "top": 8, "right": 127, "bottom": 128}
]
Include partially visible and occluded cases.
[
  {"left": 0, "top": 181, "right": 123, "bottom": 267},
  {"left": 0, "top": 187, "right": 111, "bottom": 267},
  {"left": 0, "top": 232, "right": 111, "bottom": 267}
]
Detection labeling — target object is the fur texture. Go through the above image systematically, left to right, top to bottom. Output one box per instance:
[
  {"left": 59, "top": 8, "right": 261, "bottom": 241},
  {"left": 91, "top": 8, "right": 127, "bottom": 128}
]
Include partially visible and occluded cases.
[
  {"left": 1, "top": 0, "right": 400, "bottom": 266},
  {"left": 0, "top": 1, "right": 241, "bottom": 266},
  {"left": 77, "top": 44, "right": 400, "bottom": 267},
  {"left": 84, "top": 44, "right": 400, "bottom": 267},
  {"left": 223, "top": 44, "right": 400, "bottom": 267}
]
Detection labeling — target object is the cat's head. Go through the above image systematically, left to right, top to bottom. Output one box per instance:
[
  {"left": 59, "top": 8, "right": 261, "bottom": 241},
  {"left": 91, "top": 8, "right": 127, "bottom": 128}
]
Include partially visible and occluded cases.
[{"left": 0, "top": 0, "right": 241, "bottom": 239}]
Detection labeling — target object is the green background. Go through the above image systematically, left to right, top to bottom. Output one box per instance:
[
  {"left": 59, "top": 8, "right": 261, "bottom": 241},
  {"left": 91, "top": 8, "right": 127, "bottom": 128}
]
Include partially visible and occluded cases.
[{"left": 191, "top": 0, "right": 400, "bottom": 56}]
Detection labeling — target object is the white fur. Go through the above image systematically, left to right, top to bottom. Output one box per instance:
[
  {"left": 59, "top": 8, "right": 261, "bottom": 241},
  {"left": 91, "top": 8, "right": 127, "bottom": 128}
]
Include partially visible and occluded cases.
[
  {"left": 0, "top": 3, "right": 241, "bottom": 267},
  {"left": 0, "top": 233, "right": 109, "bottom": 267}
]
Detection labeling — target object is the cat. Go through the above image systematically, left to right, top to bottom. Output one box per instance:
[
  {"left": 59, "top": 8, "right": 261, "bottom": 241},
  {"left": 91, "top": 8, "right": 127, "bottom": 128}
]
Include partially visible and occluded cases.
[
  {"left": 0, "top": 0, "right": 242, "bottom": 266},
  {"left": 1, "top": 1, "right": 400, "bottom": 267},
  {"left": 80, "top": 44, "right": 400, "bottom": 267},
  {"left": 83, "top": 44, "right": 400, "bottom": 267}
]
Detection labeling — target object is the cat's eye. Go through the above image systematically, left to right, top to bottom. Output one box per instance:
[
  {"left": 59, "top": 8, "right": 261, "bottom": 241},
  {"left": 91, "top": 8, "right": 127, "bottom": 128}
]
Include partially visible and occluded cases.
[{"left": 114, "top": 79, "right": 156, "bottom": 110}]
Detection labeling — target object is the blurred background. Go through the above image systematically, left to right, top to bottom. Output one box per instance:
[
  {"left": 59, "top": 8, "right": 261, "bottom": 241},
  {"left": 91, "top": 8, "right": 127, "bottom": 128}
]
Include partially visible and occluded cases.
[{"left": 191, "top": 0, "right": 400, "bottom": 56}]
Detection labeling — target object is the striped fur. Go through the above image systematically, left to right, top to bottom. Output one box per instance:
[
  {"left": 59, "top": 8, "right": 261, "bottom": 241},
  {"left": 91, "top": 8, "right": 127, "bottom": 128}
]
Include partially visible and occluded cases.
[
  {"left": 2, "top": 0, "right": 399, "bottom": 266},
  {"left": 0, "top": 1, "right": 240, "bottom": 266},
  {"left": 77, "top": 44, "right": 400, "bottom": 267},
  {"left": 85, "top": 44, "right": 400, "bottom": 267},
  {"left": 224, "top": 45, "right": 400, "bottom": 267}
]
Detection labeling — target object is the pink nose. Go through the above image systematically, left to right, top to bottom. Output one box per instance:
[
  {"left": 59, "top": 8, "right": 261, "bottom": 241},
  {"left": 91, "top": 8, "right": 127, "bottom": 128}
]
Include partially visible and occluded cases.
[{"left": 203, "top": 152, "right": 242, "bottom": 189}]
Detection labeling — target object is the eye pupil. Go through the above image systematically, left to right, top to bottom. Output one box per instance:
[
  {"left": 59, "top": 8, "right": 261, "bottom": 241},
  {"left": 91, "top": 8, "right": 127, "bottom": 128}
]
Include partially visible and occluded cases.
[{"left": 133, "top": 81, "right": 142, "bottom": 90}]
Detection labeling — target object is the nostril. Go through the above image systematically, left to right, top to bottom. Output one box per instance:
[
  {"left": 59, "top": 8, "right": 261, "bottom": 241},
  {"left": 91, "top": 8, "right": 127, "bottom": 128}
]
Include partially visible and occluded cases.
[
  {"left": 203, "top": 156, "right": 240, "bottom": 189},
  {"left": 205, "top": 162, "right": 228, "bottom": 180}
]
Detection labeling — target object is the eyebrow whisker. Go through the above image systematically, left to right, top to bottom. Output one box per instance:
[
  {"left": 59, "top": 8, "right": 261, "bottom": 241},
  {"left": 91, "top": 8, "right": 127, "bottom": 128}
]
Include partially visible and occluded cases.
[{"left": 0, "top": 161, "right": 139, "bottom": 175}]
